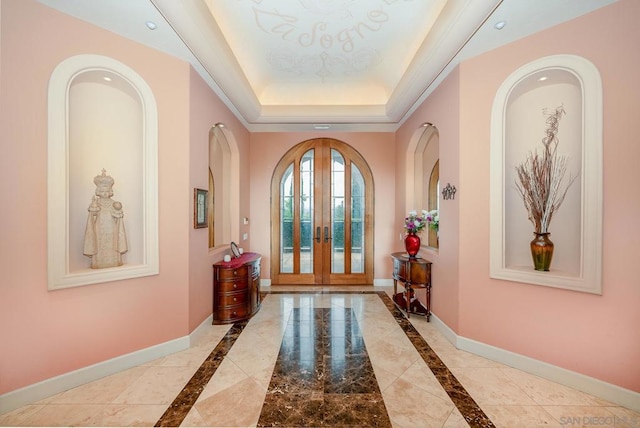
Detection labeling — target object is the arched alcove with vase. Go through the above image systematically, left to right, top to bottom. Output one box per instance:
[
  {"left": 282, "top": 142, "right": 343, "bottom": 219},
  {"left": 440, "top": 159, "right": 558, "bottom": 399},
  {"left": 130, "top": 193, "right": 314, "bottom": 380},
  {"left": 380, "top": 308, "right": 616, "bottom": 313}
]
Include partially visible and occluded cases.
[{"left": 490, "top": 54, "right": 602, "bottom": 294}]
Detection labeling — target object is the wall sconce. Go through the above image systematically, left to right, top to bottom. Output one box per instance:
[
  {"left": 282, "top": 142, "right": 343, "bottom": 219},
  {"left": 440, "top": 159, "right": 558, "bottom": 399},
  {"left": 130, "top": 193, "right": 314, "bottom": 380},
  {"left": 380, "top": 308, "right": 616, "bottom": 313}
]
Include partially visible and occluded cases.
[{"left": 442, "top": 183, "right": 457, "bottom": 200}]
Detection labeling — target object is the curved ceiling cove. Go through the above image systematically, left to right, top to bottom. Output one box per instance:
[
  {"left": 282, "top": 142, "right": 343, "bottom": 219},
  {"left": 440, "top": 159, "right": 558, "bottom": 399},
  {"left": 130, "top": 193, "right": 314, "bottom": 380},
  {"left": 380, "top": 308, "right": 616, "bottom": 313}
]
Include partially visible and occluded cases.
[{"left": 154, "top": 0, "right": 499, "bottom": 128}]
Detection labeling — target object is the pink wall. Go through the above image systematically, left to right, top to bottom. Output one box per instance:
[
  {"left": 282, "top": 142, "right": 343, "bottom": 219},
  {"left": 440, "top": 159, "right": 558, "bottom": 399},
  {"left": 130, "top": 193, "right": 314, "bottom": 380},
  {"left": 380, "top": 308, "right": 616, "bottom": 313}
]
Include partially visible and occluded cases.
[
  {"left": 0, "top": 0, "right": 233, "bottom": 394},
  {"left": 396, "top": 0, "right": 639, "bottom": 394},
  {"left": 454, "top": 0, "right": 639, "bottom": 392},
  {"left": 187, "top": 67, "right": 251, "bottom": 331},
  {"left": 395, "top": 68, "right": 461, "bottom": 331},
  {"left": 249, "top": 132, "right": 396, "bottom": 281}
]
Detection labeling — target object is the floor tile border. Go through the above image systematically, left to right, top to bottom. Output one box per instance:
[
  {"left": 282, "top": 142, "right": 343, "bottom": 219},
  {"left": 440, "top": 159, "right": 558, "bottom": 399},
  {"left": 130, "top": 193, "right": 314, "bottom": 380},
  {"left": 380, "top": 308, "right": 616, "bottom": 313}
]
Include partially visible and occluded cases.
[
  {"left": 155, "top": 290, "right": 495, "bottom": 427},
  {"left": 375, "top": 291, "right": 495, "bottom": 428},
  {"left": 155, "top": 320, "right": 249, "bottom": 427}
]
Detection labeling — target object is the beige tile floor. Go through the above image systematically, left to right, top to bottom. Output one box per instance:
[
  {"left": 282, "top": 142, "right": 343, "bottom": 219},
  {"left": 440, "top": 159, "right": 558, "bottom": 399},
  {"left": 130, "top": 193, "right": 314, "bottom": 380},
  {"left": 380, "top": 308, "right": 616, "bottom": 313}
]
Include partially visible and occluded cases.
[{"left": 0, "top": 286, "right": 638, "bottom": 427}]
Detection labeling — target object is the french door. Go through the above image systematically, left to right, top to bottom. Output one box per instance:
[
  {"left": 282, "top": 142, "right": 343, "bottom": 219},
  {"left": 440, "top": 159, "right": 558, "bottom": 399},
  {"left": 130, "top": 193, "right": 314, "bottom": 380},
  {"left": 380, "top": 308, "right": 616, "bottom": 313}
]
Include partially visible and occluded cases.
[{"left": 270, "top": 138, "right": 373, "bottom": 285}]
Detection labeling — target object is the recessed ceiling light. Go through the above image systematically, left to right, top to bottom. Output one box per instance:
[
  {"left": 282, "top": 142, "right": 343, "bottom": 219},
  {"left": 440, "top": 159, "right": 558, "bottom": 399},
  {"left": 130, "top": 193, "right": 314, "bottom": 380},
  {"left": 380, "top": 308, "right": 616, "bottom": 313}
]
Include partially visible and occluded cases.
[
  {"left": 145, "top": 21, "right": 157, "bottom": 30},
  {"left": 494, "top": 21, "right": 506, "bottom": 30},
  {"left": 103, "top": 76, "right": 112, "bottom": 82},
  {"left": 538, "top": 76, "right": 548, "bottom": 81},
  {"left": 313, "top": 124, "right": 330, "bottom": 130}
]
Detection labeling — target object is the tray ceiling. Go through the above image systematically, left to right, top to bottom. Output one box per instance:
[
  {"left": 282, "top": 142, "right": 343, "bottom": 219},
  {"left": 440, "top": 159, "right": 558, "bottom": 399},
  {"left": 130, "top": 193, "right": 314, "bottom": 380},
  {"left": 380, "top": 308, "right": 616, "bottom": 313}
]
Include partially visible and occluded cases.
[{"left": 37, "top": 0, "right": 617, "bottom": 131}]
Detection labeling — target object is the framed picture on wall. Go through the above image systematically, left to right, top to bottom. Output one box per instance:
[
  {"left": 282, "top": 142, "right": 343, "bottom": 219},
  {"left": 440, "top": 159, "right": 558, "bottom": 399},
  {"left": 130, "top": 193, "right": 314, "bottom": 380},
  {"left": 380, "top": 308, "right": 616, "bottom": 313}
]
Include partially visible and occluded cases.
[{"left": 194, "top": 188, "right": 208, "bottom": 228}]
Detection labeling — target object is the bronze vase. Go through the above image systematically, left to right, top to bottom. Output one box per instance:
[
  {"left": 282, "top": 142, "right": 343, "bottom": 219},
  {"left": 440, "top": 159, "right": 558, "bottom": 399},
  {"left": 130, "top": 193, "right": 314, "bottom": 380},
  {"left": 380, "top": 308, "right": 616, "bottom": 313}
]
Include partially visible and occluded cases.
[{"left": 530, "top": 232, "right": 554, "bottom": 271}]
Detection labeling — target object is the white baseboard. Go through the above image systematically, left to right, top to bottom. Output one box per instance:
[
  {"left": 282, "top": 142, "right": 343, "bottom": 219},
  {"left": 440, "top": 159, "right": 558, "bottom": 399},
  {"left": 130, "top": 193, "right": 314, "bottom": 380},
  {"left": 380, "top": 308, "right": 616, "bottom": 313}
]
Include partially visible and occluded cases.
[
  {"left": 429, "top": 312, "right": 460, "bottom": 347},
  {"left": 429, "top": 313, "right": 640, "bottom": 413},
  {"left": 0, "top": 317, "right": 217, "bottom": 416}
]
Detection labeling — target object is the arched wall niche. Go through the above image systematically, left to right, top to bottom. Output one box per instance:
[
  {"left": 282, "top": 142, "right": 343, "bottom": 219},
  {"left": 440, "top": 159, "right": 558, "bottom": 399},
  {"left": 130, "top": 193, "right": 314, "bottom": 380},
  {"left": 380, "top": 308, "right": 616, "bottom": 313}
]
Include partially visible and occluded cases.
[
  {"left": 48, "top": 54, "right": 159, "bottom": 290},
  {"left": 490, "top": 54, "right": 602, "bottom": 294},
  {"left": 207, "top": 123, "right": 240, "bottom": 251},
  {"left": 406, "top": 124, "right": 439, "bottom": 249}
]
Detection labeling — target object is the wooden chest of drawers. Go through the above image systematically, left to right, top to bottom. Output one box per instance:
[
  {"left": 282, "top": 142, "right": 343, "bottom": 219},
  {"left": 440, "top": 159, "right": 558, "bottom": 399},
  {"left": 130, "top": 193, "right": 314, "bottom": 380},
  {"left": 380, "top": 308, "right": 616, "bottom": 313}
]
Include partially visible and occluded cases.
[{"left": 212, "top": 252, "right": 261, "bottom": 324}]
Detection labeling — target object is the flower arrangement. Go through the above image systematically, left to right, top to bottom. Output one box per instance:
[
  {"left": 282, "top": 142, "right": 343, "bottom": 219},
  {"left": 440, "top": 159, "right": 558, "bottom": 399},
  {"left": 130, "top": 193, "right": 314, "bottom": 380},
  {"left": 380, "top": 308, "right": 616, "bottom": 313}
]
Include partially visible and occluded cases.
[
  {"left": 514, "top": 105, "right": 576, "bottom": 234},
  {"left": 405, "top": 209, "right": 439, "bottom": 234},
  {"left": 425, "top": 209, "right": 439, "bottom": 232},
  {"left": 404, "top": 210, "right": 428, "bottom": 234}
]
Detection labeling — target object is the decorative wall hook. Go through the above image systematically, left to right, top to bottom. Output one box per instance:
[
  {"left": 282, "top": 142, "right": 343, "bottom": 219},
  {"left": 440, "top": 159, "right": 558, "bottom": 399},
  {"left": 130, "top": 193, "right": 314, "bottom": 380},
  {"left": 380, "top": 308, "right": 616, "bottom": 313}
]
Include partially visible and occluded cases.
[{"left": 442, "top": 183, "right": 457, "bottom": 200}]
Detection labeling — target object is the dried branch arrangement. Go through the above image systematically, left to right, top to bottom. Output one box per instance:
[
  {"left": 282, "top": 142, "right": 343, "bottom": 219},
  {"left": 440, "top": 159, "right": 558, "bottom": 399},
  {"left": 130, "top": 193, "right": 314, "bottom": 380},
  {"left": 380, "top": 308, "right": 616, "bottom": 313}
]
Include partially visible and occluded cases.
[{"left": 515, "top": 105, "right": 576, "bottom": 234}]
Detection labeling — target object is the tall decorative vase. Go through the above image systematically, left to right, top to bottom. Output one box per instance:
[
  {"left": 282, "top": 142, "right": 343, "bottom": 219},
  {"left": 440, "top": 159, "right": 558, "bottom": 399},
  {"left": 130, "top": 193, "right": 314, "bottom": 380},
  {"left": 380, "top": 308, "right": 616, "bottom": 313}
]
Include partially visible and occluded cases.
[
  {"left": 405, "top": 232, "right": 421, "bottom": 259},
  {"left": 530, "top": 232, "right": 554, "bottom": 271}
]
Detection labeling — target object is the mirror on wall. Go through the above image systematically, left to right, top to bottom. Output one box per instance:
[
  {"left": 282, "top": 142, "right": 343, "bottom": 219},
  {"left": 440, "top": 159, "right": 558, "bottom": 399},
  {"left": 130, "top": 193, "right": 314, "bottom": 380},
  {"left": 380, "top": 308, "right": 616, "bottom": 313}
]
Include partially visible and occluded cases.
[
  {"left": 209, "top": 124, "right": 231, "bottom": 248},
  {"left": 412, "top": 124, "right": 440, "bottom": 248}
]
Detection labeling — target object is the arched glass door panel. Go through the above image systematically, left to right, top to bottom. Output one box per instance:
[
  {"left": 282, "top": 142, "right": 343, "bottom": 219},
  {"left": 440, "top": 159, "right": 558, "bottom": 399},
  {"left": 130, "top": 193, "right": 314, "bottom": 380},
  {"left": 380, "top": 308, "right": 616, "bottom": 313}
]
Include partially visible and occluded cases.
[
  {"left": 271, "top": 139, "right": 373, "bottom": 285},
  {"left": 331, "top": 149, "right": 345, "bottom": 274},
  {"left": 300, "top": 150, "right": 314, "bottom": 273},
  {"left": 280, "top": 163, "right": 294, "bottom": 273},
  {"left": 351, "top": 163, "right": 365, "bottom": 273}
]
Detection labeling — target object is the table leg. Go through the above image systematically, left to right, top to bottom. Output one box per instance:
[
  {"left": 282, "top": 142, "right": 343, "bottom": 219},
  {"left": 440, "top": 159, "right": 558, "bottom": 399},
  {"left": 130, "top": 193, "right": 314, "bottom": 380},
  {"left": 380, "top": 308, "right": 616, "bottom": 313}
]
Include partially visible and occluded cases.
[
  {"left": 405, "top": 283, "right": 411, "bottom": 318},
  {"left": 426, "top": 283, "right": 431, "bottom": 322}
]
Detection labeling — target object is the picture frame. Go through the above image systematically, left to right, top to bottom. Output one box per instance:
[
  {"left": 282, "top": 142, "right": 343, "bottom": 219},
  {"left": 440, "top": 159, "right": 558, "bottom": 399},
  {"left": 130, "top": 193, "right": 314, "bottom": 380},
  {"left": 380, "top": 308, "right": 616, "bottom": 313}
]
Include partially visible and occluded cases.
[{"left": 194, "top": 188, "right": 208, "bottom": 229}]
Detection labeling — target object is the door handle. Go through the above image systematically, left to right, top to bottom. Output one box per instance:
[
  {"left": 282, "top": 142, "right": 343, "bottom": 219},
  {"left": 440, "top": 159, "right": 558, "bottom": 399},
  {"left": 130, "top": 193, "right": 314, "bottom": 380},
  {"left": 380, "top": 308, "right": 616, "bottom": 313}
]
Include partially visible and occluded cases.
[
  {"left": 315, "top": 226, "right": 321, "bottom": 243},
  {"left": 324, "top": 226, "right": 331, "bottom": 243}
]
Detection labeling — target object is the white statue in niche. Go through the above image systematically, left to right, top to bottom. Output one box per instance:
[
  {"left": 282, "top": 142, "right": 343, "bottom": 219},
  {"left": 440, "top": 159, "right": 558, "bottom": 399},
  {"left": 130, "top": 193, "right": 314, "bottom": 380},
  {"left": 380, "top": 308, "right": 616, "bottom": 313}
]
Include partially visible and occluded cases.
[{"left": 83, "top": 169, "right": 128, "bottom": 268}]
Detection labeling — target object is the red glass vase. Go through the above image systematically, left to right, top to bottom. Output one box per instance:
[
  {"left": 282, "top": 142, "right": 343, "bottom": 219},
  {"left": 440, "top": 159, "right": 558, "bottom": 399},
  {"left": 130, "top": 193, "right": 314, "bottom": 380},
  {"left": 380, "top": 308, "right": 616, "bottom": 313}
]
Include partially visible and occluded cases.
[{"left": 405, "top": 232, "right": 421, "bottom": 258}]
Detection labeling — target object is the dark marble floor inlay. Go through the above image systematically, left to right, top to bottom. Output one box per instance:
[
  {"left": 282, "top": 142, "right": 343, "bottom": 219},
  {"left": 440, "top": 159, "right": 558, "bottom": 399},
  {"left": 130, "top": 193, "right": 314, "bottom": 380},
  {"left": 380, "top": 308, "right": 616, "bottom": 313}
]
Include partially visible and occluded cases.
[
  {"left": 153, "top": 290, "right": 495, "bottom": 427},
  {"left": 376, "top": 291, "right": 496, "bottom": 428},
  {"left": 257, "top": 308, "right": 392, "bottom": 427},
  {"left": 154, "top": 320, "right": 249, "bottom": 427}
]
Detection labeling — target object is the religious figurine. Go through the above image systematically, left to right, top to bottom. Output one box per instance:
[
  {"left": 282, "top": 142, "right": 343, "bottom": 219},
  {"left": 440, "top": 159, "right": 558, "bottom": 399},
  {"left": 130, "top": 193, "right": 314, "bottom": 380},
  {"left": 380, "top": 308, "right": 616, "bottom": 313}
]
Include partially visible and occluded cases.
[{"left": 83, "top": 169, "right": 128, "bottom": 268}]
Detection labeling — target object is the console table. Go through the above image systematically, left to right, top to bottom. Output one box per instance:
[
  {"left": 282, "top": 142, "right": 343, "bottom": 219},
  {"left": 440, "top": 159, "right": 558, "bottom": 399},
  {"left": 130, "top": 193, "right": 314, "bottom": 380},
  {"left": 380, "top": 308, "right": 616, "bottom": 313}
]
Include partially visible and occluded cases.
[
  {"left": 212, "top": 252, "right": 261, "bottom": 324},
  {"left": 391, "top": 252, "right": 432, "bottom": 321}
]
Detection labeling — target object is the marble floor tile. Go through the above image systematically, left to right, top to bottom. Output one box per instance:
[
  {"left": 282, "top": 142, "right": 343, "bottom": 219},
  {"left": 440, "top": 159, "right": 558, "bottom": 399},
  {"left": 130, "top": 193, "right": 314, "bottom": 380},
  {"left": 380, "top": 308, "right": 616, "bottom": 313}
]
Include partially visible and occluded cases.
[
  {"left": 2, "top": 287, "right": 638, "bottom": 428},
  {"left": 257, "top": 307, "right": 391, "bottom": 427},
  {"left": 398, "top": 359, "right": 453, "bottom": 402},
  {"left": 45, "top": 366, "right": 149, "bottom": 404},
  {"left": 112, "top": 366, "right": 196, "bottom": 405},
  {"left": 449, "top": 367, "right": 538, "bottom": 407},
  {"left": 501, "top": 367, "right": 613, "bottom": 406},
  {"left": 195, "top": 377, "right": 266, "bottom": 427},
  {"left": 382, "top": 377, "right": 455, "bottom": 428},
  {"left": 16, "top": 403, "right": 104, "bottom": 427},
  {"left": 87, "top": 404, "right": 168, "bottom": 427},
  {"left": 0, "top": 405, "right": 45, "bottom": 426},
  {"left": 482, "top": 405, "right": 561, "bottom": 428},
  {"left": 542, "top": 405, "right": 622, "bottom": 427}
]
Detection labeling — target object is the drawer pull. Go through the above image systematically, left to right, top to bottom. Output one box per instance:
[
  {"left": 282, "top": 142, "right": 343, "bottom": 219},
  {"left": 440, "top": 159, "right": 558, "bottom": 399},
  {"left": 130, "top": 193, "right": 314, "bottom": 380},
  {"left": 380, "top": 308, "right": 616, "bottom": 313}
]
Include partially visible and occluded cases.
[
  {"left": 233, "top": 270, "right": 237, "bottom": 275},
  {"left": 233, "top": 283, "right": 237, "bottom": 289},
  {"left": 233, "top": 297, "right": 237, "bottom": 302},
  {"left": 232, "top": 311, "right": 237, "bottom": 316}
]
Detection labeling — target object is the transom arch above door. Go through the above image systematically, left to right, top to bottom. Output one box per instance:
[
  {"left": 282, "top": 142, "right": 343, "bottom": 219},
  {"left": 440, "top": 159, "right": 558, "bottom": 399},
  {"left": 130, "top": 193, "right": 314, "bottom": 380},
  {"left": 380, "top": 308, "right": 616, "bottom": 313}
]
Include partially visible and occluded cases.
[{"left": 270, "top": 138, "right": 374, "bottom": 285}]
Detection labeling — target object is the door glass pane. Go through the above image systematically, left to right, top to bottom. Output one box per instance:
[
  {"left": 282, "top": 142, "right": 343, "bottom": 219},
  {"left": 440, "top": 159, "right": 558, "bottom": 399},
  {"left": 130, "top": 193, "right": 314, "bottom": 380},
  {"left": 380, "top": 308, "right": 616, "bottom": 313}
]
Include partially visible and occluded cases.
[
  {"left": 331, "top": 149, "right": 345, "bottom": 274},
  {"left": 300, "top": 150, "right": 314, "bottom": 273},
  {"left": 280, "top": 163, "right": 294, "bottom": 273},
  {"left": 351, "top": 163, "right": 365, "bottom": 273}
]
